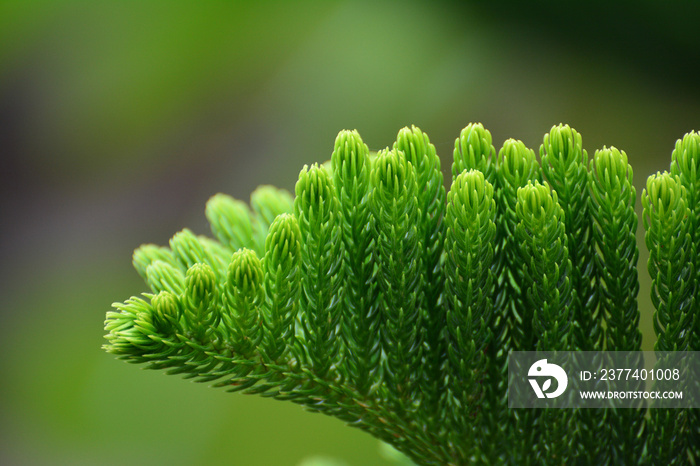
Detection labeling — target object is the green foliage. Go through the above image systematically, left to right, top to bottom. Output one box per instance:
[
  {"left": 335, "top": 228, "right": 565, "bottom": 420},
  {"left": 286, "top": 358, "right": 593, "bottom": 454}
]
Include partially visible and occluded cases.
[
  {"left": 453, "top": 122, "right": 496, "bottom": 185},
  {"left": 104, "top": 124, "right": 700, "bottom": 465},
  {"left": 540, "top": 124, "right": 597, "bottom": 350},
  {"left": 395, "top": 126, "right": 446, "bottom": 415},
  {"left": 332, "top": 130, "right": 378, "bottom": 396},
  {"left": 670, "top": 131, "right": 700, "bottom": 352},
  {"left": 669, "top": 133, "right": 700, "bottom": 460},
  {"left": 496, "top": 138, "right": 542, "bottom": 353},
  {"left": 494, "top": 139, "right": 543, "bottom": 463},
  {"left": 589, "top": 147, "right": 644, "bottom": 464},
  {"left": 590, "top": 147, "right": 640, "bottom": 352},
  {"left": 370, "top": 148, "right": 424, "bottom": 406},
  {"left": 294, "top": 164, "right": 344, "bottom": 380},
  {"left": 442, "top": 169, "right": 496, "bottom": 459},
  {"left": 642, "top": 172, "right": 697, "bottom": 465},
  {"left": 643, "top": 173, "right": 694, "bottom": 352},
  {"left": 515, "top": 180, "right": 575, "bottom": 465},
  {"left": 515, "top": 181, "right": 573, "bottom": 352},
  {"left": 261, "top": 213, "right": 301, "bottom": 364}
]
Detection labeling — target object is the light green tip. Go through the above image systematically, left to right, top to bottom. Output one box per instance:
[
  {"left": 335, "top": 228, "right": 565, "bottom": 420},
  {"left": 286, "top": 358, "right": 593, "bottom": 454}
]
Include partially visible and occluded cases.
[
  {"left": 453, "top": 122, "right": 494, "bottom": 179},
  {"left": 541, "top": 123, "right": 585, "bottom": 166},
  {"left": 394, "top": 125, "right": 434, "bottom": 170},
  {"left": 331, "top": 129, "right": 369, "bottom": 182},
  {"left": 671, "top": 131, "right": 700, "bottom": 179},
  {"left": 498, "top": 138, "right": 538, "bottom": 186},
  {"left": 592, "top": 146, "right": 631, "bottom": 190},
  {"left": 371, "top": 148, "right": 414, "bottom": 197},
  {"left": 294, "top": 164, "right": 335, "bottom": 223},
  {"left": 450, "top": 169, "right": 493, "bottom": 211},
  {"left": 644, "top": 172, "right": 685, "bottom": 217},
  {"left": 516, "top": 180, "right": 560, "bottom": 224},
  {"left": 250, "top": 185, "right": 294, "bottom": 225},
  {"left": 205, "top": 193, "right": 254, "bottom": 251},
  {"left": 264, "top": 213, "right": 301, "bottom": 267},
  {"left": 169, "top": 229, "right": 207, "bottom": 269},
  {"left": 132, "top": 244, "right": 178, "bottom": 280},
  {"left": 227, "top": 248, "right": 264, "bottom": 300},
  {"left": 146, "top": 260, "right": 185, "bottom": 295},
  {"left": 185, "top": 263, "right": 217, "bottom": 307},
  {"left": 151, "top": 290, "right": 180, "bottom": 330}
]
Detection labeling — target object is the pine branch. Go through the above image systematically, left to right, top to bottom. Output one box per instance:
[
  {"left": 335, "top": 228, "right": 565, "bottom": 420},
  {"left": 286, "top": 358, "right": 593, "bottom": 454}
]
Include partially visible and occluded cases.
[
  {"left": 452, "top": 123, "right": 496, "bottom": 185},
  {"left": 103, "top": 124, "right": 700, "bottom": 466},
  {"left": 540, "top": 124, "right": 599, "bottom": 350},
  {"left": 540, "top": 124, "right": 604, "bottom": 463},
  {"left": 394, "top": 125, "right": 446, "bottom": 416},
  {"left": 450, "top": 125, "right": 511, "bottom": 461},
  {"left": 331, "top": 129, "right": 380, "bottom": 397},
  {"left": 669, "top": 131, "right": 700, "bottom": 463},
  {"left": 670, "top": 131, "right": 700, "bottom": 352},
  {"left": 495, "top": 139, "right": 542, "bottom": 464},
  {"left": 496, "top": 139, "right": 542, "bottom": 352},
  {"left": 589, "top": 147, "right": 644, "bottom": 464},
  {"left": 589, "top": 147, "right": 640, "bottom": 351},
  {"left": 370, "top": 148, "right": 424, "bottom": 409},
  {"left": 294, "top": 164, "right": 345, "bottom": 380},
  {"left": 442, "top": 169, "right": 496, "bottom": 462},
  {"left": 643, "top": 172, "right": 696, "bottom": 465},
  {"left": 643, "top": 172, "right": 694, "bottom": 352},
  {"left": 515, "top": 181, "right": 575, "bottom": 465},
  {"left": 515, "top": 181, "right": 573, "bottom": 352},
  {"left": 250, "top": 185, "right": 295, "bottom": 253},
  {"left": 205, "top": 194, "right": 258, "bottom": 254},
  {"left": 260, "top": 213, "right": 301, "bottom": 364}
]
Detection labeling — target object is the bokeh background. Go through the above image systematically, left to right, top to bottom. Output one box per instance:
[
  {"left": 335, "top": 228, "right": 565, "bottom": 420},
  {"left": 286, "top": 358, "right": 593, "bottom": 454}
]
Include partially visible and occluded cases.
[{"left": 2, "top": 1, "right": 700, "bottom": 465}]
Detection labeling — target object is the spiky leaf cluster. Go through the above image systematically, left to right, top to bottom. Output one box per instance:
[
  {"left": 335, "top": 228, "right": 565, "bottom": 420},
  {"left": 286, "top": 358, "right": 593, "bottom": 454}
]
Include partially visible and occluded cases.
[
  {"left": 453, "top": 122, "right": 496, "bottom": 184},
  {"left": 104, "top": 124, "right": 700, "bottom": 466},
  {"left": 540, "top": 124, "right": 598, "bottom": 350},
  {"left": 394, "top": 126, "right": 446, "bottom": 413},
  {"left": 332, "top": 130, "right": 379, "bottom": 396},
  {"left": 670, "top": 131, "right": 700, "bottom": 352},
  {"left": 669, "top": 132, "right": 700, "bottom": 463},
  {"left": 490, "top": 139, "right": 543, "bottom": 463},
  {"left": 496, "top": 139, "right": 543, "bottom": 352},
  {"left": 589, "top": 147, "right": 644, "bottom": 464},
  {"left": 589, "top": 147, "right": 640, "bottom": 351},
  {"left": 370, "top": 148, "right": 424, "bottom": 406},
  {"left": 442, "top": 169, "right": 496, "bottom": 460},
  {"left": 643, "top": 172, "right": 697, "bottom": 466},
  {"left": 642, "top": 173, "right": 694, "bottom": 352},
  {"left": 515, "top": 181, "right": 573, "bottom": 352}
]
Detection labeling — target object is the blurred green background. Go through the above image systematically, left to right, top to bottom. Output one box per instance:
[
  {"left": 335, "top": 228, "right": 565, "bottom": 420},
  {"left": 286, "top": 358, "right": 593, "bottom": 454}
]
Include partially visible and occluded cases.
[{"left": 2, "top": 1, "right": 700, "bottom": 465}]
